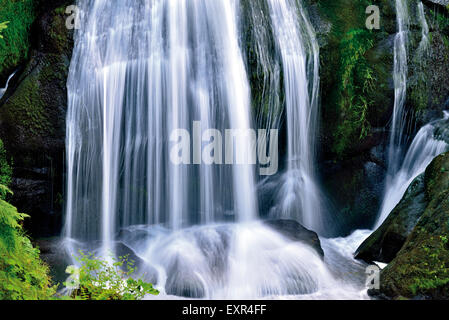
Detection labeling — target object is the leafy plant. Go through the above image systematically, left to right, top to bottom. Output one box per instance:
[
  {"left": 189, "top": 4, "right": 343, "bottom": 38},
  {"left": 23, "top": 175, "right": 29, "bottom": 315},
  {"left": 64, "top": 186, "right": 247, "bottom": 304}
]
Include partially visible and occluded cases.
[
  {"left": 0, "top": 21, "right": 8, "bottom": 39},
  {"left": 333, "top": 29, "right": 375, "bottom": 157},
  {"left": 0, "top": 191, "right": 56, "bottom": 300},
  {"left": 65, "top": 251, "right": 159, "bottom": 300}
]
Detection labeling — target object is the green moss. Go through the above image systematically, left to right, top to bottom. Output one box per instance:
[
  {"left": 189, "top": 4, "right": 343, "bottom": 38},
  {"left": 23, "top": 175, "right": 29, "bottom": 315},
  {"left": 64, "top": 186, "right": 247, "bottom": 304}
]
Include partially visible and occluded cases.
[
  {"left": 0, "top": 0, "right": 35, "bottom": 79},
  {"left": 333, "top": 29, "right": 375, "bottom": 156},
  {"left": 1, "top": 72, "right": 52, "bottom": 137},
  {"left": 379, "top": 152, "right": 449, "bottom": 299}
]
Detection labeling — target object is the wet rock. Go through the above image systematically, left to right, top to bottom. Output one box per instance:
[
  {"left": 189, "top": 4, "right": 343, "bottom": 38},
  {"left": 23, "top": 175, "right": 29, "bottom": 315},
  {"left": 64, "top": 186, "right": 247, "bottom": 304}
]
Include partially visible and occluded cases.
[
  {"left": 321, "top": 146, "right": 387, "bottom": 235},
  {"left": 370, "top": 152, "right": 449, "bottom": 299},
  {"left": 355, "top": 174, "right": 427, "bottom": 263},
  {"left": 264, "top": 219, "right": 324, "bottom": 257},
  {"left": 34, "top": 238, "right": 73, "bottom": 288}
]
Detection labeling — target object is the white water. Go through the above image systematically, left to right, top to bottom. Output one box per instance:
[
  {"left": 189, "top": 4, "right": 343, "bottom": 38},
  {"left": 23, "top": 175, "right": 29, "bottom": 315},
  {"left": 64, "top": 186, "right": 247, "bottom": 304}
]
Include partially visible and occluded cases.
[
  {"left": 65, "top": 0, "right": 258, "bottom": 252},
  {"left": 267, "top": 0, "right": 324, "bottom": 233},
  {"left": 375, "top": 0, "right": 410, "bottom": 228},
  {"left": 387, "top": 0, "right": 410, "bottom": 177},
  {"left": 417, "top": 2, "right": 430, "bottom": 56},
  {"left": 0, "top": 71, "right": 16, "bottom": 99},
  {"left": 375, "top": 114, "right": 449, "bottom": 228},
  {"left": 62, "top": 222, "right": 368, "bottom": 300}
]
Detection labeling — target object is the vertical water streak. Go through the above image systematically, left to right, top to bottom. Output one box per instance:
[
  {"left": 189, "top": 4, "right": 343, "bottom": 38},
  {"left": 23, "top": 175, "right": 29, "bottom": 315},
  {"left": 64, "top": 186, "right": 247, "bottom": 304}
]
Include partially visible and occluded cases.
[
  {"left": 267, "top": 0, "right": 322, "bottom": 232},
  {"left": 387, "top": 0, "right": 410, "bottom": 178},
  {"left": 417, "top": 2, "right": 430, "bottom": 56},
  {"left": 0, "top": 71, "right": 16, "bottom": 99}
]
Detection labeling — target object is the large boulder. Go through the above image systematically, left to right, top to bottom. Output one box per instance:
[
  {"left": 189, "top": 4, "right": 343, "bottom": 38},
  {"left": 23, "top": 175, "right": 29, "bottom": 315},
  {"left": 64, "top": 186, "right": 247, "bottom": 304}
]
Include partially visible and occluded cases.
[
  {"left": 0, "top": 3, "right": 74, "bottom": 236},
  {"left": 370, "top": 152, "right": 449, "bottom": 299},
  {"left": 264, "top": 219, "right": 324, "bottom": 257}
]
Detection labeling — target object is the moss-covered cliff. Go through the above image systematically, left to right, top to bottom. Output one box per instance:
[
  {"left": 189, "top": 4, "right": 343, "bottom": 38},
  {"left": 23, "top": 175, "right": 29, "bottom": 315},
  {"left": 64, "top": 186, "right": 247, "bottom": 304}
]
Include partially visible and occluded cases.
[{"left": 0, "top": 0, "right": 73, "bottom": 236}]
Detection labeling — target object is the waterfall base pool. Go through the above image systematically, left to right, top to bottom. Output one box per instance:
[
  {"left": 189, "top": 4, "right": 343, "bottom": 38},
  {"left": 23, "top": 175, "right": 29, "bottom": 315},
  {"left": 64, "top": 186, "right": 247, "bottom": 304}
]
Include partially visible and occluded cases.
[{"left": 63, "top": 223, "right": 371, "bottom": 300}]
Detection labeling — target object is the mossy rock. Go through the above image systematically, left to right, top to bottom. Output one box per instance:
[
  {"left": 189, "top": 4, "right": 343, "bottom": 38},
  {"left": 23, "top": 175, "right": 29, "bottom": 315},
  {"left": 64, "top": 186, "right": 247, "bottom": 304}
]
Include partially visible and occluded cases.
[
  {"left": 317, "top": 0, "right": 395, "bottom": 160},
  {"left": 0, "top": 4, "right": 73, "bottom": 236},
  {"left": 373, "top": 152, "right": 449, "bottom": 299},
  {"left": 355, "top": 174, "right": 427, "bottom": 263}
]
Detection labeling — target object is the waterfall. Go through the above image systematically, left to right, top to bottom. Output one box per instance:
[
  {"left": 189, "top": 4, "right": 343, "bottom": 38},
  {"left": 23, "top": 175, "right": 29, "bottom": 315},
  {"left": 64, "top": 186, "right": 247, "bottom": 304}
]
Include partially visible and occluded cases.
[
  {"left": 63, "top": 0, "right": 368, "bottom": 299},
  {"left": 65, "top": 0, "right": 258, "bottom": 251},
  {"left": 266, "top": 0, "right": 323, "bottom": 233},
  {"left": 375, "top": 0, "right": 410, "bottom": 227},
  {"left": 387, "top": 0, "right": 410, "bottom": 178},
  {"left": 417, "top": 2, "right": 430, "bottom": 56},
  {"left": 0, "top": 71, "right": 16, "bottom": 100},
  {"left": 375, "top": 114, "right": 449, "bottom": 228}
]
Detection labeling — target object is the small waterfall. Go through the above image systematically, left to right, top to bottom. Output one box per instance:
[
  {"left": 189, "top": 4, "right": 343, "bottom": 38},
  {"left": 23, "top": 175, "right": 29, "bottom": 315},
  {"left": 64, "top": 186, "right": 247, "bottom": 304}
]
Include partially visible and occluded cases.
[
  {"left": 266, "top": 0, "right": 323, "bottom": 233},
  {"left": 375, "top": 0, "right": 410, "bottom": 227},
  {"left": 387, "top": 0, "right": 410, "bottom": 177},
  {"left": 417, "top": 2, "right": 430, "bottom": 56},
  {"left": 0, "top": 71, "right": 16, "bottom": 99},
  {"left": 375, "top": 114, "right": 449, "bottom": 228}
]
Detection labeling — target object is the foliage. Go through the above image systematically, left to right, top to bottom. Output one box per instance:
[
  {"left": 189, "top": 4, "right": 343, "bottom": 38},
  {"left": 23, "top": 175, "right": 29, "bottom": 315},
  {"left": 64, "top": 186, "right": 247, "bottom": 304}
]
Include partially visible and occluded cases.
[
  {"left": 0, "top": 0, "right": 35, "bottom": 78},
  {"left": 317, "top": 0, "right": 386, "bottom": 159},
  {"left": 0, "top": 21, "right": 8, "bottom": 39},
  {"left": 333, "top": 29, "right": 375, "bottom": 157},
  {"left": 0, "top": 192, "right": 56, "bottom": 300},
  {"left": 65, "top": 251, "right": 159, "bottom": 300}
]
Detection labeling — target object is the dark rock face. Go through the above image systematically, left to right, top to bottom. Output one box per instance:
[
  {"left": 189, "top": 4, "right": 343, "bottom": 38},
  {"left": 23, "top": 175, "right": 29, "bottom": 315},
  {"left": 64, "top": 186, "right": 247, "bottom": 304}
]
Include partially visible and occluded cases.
[
  {"left": 408, "top": 1, "right": 449, "bottom": 127},
  {"left": 0, "top": 4, "right": 74, "bottom": 236},
  {"left": 321, "top": 147, "right": 387, "bottom": 235},
  {"left": 369, "top": 152, "right": 449, "bottom": 299},
  {"left": 355, "top": 174, "right": 427, "bottom": 263},
  {"left": 264, "top": 219, "right": 324, "bottom": 257},
  {"left": 34, "top": 238, "right": 73, "bottom": 288}
]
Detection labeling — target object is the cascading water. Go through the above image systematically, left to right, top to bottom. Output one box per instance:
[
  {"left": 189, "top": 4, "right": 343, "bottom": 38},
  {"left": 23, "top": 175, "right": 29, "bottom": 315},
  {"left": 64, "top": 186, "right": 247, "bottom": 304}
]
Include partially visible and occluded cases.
[
  {"left": 64, "top": 0, "right": 367, "bottom": 299},
  {"left": 65, "top": 0, "right": 258, "bottom": 251},
  {"left": 266, "top": 0, "right": 324, "bottom": 233},
  {"left": 374, "top": 0, "right": 410, "bottom": 227},
  {"left": 387, "top": 0, "right": 410, "bottom": 178},
  {"left": 375, "top": 1, "right": 441, "bottom": 228},
  {"left": 417, "top": 2, "right": 430, "bottom": 56},
  {"left": 0, "top": 71, "right": 16, "bottom": 100},
  {"left": 376, "top": 113, "right": 449, "bottom": 227}
]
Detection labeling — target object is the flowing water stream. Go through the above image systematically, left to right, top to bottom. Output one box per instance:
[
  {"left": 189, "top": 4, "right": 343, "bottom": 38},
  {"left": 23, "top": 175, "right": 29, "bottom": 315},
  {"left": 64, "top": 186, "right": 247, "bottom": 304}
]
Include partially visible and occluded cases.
[
  {"left": 386, "top": 0, "right": 410, "bottom": 179},
  {"left": 0, "top": 71, "right": 16, "bottom": 100},
  {"left": 376, "top": 114, "right": 449, "bottom": 228}
]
